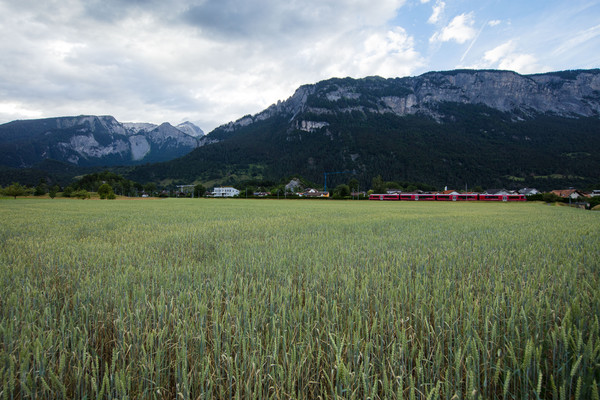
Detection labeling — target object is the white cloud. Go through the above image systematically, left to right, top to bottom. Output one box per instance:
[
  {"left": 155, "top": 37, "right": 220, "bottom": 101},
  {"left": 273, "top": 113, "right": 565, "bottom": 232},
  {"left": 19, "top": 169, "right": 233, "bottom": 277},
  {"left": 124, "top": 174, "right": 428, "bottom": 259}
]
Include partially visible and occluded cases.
[
  {"left": 428, "top": 1, "right": 445, "bottom": 24},
  {"left": 430, "top": 12, "right": 476, "bottom": 44},
  {"left": 488, "top": 20, "right": 501, "bottom": 27},
  {"left": 296, "top": 27, "right": 423, "bottom": 81},
  {"left": 351, "top": 28, "right": 424, "bottom": 77},
  {"left": 475, "top": 40, "right": 543, "bottom": 74},
  {"left": 484, "top": 41, "right": 515, "bottom": 64},
  {"left": 497, "top": 54, "right": 540, "bottom": 74},
  {"left": 0, "top": 102, "right": 44, "bottom": 122}
]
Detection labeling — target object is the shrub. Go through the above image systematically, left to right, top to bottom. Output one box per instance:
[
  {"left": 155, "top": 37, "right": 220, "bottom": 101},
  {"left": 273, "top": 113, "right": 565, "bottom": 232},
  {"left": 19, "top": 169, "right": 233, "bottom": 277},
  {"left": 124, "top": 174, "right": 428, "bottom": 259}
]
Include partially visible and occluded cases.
[
  {"left": 34, "top": 183, "right": 47, "bottom": 196},
  {"left": 98, "top": 183, "right": 114, "bottom": 200},
  {"left": 333, "top": 184, "right": 350, "bottom": 199},
  {"left": 63, "top": 186, "right": 74, "bottom": 197},
  {"left": 73, "top": 189, "right": 90, "bottom": 199},
  {"left": 542, "top": 192, "right": 562, "bottom": 203},
  {"left": 588, "top": 196, "right": 600, "bottom": 209}
]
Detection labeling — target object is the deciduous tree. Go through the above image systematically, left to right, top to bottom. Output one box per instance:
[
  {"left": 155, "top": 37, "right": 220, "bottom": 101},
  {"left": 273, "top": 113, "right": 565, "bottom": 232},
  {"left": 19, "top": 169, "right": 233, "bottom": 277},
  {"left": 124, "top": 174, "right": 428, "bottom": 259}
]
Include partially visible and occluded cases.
[
  {"left": 371, "top": 175, "right": 386, "bottom": 194},
  {"left": 5, "top": 182, "right": 26, "bottom": 199},
  {"left": 98, "top": 183, "right": 114, "bottom": 199},
  {"left": 194, "top": 184, "right": 206, "bottom": 198},
  {"left": 333, "top": 184, "right": 350, "bottom": 199},
  {"left": 49, "top": 185, "right": 59, "bottom": 199}
]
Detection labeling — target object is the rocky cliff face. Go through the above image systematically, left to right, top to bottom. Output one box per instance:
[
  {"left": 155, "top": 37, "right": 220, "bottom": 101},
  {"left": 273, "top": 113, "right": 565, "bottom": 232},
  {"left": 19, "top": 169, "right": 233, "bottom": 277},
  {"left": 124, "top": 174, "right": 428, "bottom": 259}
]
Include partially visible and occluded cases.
[
  {"left": 215, "top": 69, "right": 600, "bottom": 136},
  {"left": 406, "top": 70, "right": 600, "bottom": 117},
  {"left": 0, "top": 115, "right": 202, "bottom": 167}
]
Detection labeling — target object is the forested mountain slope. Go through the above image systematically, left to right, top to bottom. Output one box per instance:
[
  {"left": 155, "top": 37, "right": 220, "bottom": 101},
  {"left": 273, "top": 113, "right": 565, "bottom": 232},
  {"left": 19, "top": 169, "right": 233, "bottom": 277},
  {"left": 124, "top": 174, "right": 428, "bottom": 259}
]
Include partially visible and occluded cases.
[{"left": 128, "top": 69, "right": 600, "bottom": 189}]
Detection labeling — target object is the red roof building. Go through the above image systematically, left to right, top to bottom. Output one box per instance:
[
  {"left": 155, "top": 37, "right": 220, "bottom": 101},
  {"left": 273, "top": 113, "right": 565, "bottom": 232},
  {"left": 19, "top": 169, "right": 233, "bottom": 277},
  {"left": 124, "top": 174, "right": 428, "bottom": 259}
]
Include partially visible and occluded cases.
[{"left": 551, "top": 189, "right": 585, "bottom": 199}]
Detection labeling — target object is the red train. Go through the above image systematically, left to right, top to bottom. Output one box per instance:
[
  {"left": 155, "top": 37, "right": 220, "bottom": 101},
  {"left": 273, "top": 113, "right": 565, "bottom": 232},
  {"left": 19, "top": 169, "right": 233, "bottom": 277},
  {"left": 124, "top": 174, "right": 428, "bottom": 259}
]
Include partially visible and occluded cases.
[{"left": 368, "top": 193, "right": 526, "bottom": 202}]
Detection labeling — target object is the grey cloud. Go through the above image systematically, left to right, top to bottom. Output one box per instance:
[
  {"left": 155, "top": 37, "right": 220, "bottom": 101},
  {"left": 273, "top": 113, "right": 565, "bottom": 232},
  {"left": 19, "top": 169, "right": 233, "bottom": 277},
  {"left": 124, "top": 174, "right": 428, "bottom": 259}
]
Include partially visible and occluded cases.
[
  {"left": 81, "top": 0, "right": 167, "bottom": 22},
  {"left": 178, "top": 0, "right": 374, "bottom": 41},
  {"left": 181, "top": 1, "right": 317, "bottom": 40},
  {"left": 182, "top": 1, "right": 272, "bottom": 37}
]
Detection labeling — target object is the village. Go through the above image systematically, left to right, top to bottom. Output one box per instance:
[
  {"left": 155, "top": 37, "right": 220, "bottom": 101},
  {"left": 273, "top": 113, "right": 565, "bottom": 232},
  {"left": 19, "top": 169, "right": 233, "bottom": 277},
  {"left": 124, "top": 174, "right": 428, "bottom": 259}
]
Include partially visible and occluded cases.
[{"left": 208, "top": 180, "right": 600, "bottom": 208}]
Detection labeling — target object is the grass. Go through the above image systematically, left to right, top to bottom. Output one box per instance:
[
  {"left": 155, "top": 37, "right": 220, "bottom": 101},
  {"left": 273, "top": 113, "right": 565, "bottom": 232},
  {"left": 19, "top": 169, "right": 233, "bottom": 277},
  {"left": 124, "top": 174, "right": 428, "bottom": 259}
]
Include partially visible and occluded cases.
[{"left": 0, "top": 199, "right": 599, "bottom": 399}]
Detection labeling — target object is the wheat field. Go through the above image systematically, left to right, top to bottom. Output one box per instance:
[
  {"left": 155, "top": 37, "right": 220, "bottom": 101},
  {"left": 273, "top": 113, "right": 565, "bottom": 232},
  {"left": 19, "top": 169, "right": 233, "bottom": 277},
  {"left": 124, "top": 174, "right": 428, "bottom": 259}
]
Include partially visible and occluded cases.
[{"left": 0, "top": 199, "right": 598, "bottom": 399}]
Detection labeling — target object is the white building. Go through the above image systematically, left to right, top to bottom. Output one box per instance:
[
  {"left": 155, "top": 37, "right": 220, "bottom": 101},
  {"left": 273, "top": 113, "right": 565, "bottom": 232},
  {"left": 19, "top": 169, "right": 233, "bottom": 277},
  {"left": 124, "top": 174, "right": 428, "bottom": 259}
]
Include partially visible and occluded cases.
[
  {"left": 212, "top": 187, "right": 240, "bottom": 197},
  {"left": 519, "top": 188, "right": 540, "bottom": 196}
]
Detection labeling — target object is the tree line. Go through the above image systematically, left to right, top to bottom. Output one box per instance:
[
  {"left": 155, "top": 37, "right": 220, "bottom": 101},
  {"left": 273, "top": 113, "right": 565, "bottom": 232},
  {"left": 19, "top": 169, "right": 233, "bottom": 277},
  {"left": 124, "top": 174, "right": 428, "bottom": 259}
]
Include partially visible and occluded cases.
[{"left": 3, "top": 171, "right": 599, "bottom": 208}]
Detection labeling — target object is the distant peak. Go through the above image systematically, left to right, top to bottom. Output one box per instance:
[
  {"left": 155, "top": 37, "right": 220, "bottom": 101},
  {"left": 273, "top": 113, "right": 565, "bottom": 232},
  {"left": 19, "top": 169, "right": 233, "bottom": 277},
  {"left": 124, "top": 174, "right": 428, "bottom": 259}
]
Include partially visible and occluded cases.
[{"left": 176, "top": 121, "right": 205, "bottom": 137}]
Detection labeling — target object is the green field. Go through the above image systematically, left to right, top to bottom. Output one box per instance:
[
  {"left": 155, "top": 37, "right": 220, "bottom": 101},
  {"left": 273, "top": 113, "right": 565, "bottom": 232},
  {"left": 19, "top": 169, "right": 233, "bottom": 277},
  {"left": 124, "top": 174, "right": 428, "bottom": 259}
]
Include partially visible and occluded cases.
[{"left": 1, "top": 199, "right": 599, "bottom": 399}]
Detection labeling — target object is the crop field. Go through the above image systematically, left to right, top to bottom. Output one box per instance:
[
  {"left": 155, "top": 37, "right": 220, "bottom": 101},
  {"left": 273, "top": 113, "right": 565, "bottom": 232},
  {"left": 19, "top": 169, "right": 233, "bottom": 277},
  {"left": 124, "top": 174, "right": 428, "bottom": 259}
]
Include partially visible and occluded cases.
[{"left": 0, "top": 198, "right": 599, "bottom": 399}]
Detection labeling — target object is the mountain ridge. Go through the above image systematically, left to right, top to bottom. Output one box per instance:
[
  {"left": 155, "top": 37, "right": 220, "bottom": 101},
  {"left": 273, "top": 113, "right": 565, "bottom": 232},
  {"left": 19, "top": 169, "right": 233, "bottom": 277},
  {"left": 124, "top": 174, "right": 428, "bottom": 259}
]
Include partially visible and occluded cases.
[
  {"left": 128, "top": 68, "right": 600, "bottom": 189},
  {"left": 212, "top": 68, "right": 600, "bottom": 138},
  {"left": 0, "top": 115, "right": 204, "bottom": 167}
]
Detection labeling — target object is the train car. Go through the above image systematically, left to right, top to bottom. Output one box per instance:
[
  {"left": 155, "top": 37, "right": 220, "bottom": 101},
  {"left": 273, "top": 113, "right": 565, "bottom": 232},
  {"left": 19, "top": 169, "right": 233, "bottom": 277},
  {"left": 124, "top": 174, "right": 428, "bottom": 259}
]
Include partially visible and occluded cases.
[
  {"left": 368, "top": 192, "right": 526, "bottom": 202},
  {"left": 399, "top": 193, "right": 435, "bottom": 201},
  {"left": 369, "top": 194, "right": 399, "bottom": 200},
  {"left": 436, "top": 194, "right": 479, "bottom": 201},
  {"left": 456, "top": 194, "right": 479, "bottom": 201},
  {"left": 478, "top": 194, "right": 505, "bottom": 201},
  {"left": 479, "top": 194, "right": 527, "bottom": 201}
]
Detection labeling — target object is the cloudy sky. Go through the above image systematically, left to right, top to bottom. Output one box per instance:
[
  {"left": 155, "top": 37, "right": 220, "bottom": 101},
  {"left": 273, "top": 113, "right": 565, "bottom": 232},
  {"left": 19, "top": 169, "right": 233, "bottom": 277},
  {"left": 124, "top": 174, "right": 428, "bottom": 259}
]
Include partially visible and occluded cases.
[{"left": 1, "top": 0, "right": 599, "bottom": 132}]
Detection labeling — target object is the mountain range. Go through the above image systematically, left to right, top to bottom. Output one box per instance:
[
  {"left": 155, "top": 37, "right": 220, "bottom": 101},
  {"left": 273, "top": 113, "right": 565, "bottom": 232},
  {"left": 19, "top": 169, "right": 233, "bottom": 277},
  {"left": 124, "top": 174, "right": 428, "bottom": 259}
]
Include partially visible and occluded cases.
[
  {"left": 1, "top": 69, "right": 599, "bottom": 190},
  {"left": 127, "top": 69, "right": 600, "bottom": 190},
  {"left": 0, "top": 115, "right": 204, "bottom": 168}
]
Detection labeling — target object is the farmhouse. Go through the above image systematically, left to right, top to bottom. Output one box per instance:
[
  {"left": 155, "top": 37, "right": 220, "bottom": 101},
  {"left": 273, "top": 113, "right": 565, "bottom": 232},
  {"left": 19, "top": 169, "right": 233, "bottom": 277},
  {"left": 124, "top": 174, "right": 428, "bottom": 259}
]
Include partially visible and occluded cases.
[
  {"left": 212, "top": 187, "right": 240, "bottom": 197},
  {"left": 551, "top": 189, "right": 585, "bottom": 199}
]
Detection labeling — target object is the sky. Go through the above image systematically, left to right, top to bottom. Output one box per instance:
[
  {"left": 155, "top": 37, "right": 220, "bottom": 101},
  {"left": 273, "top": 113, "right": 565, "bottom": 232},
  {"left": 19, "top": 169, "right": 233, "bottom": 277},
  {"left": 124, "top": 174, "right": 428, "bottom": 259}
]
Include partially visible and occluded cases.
[{"left": 1, "top": 0, "right": 599, "bottom": 132}]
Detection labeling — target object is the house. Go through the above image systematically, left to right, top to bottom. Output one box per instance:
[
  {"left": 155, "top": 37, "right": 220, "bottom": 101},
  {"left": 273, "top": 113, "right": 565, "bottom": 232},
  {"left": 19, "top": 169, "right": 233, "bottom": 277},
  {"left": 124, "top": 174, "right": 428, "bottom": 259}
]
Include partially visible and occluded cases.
[
  {"left": 212, "top": 187, "right": 240, "bottom": 197},
  {"left": 299, "top": 188, "right": 329, "bottom": 197},
  {"left": 519, "top": 188, "right": 540, "bottom": 196},
  {"left": 386, "top": 189, "right": 403, "bottom": 194},
  {"left": 551, "top": 189, "right": 585, "bottom": 199},
  {"left": 591, "top": 190, "right": 600, "bottom": 197}
]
